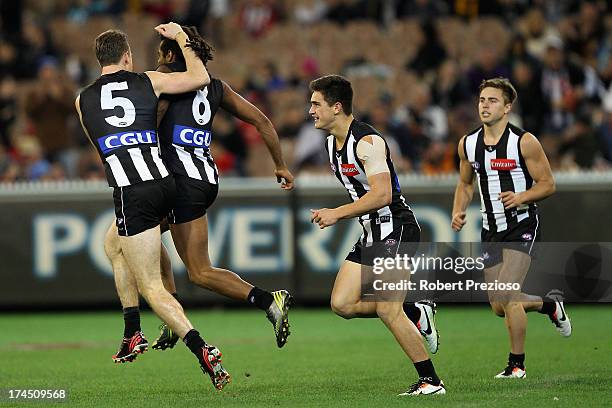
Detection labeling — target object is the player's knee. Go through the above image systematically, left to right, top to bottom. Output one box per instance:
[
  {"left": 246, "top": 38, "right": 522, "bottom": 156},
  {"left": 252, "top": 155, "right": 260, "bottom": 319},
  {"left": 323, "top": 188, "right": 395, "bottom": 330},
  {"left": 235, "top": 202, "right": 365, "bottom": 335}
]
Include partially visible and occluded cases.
[
  {"left": 104, "top": 231, "right": 121, "bottom": 260},
  {"left": 497, "top": 291, "right": 520, "bottom": 307},
  {"left": 330, "top": 298, "right": 354, "bottom": 319},
  {"left": 490, "top": 301, "right": 505, "bottom": 317},
  {"left": 501, "top": 301, "right": 522, "bottom": 312},
  {"left": 375, "top": 302, "right": 401, "bottom": 323}
]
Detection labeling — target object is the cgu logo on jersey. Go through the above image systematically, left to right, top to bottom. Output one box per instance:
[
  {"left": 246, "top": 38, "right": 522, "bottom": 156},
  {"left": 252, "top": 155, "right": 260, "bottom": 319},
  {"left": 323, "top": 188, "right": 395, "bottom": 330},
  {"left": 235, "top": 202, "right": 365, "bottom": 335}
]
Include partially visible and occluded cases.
[
  {"left": 173, "top": 125, "right": 212, "bottom": 148},
  {"left": 98, "top": 130, "right": 157, "bottom": 154},
  {"left": 490, "top": 158, "right": 517, "bottom": 171},
  {"left": 340, "top": 163, "right": 360, "bottom": 177}
]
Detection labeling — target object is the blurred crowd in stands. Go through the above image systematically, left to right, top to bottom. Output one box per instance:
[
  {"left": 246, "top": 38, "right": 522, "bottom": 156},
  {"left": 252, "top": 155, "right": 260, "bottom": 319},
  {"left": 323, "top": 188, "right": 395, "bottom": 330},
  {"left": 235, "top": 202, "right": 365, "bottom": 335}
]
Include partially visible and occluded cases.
[{"left": 0, "top": 0, "right": 611, "bottom": 182}]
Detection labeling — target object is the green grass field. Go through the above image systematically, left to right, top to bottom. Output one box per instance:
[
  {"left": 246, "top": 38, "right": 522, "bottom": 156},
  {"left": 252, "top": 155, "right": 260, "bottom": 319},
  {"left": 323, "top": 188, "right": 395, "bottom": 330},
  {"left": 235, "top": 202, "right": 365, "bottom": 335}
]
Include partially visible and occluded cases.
[{"left": 1, "top": 306, "right": 611, "bottom": 407}]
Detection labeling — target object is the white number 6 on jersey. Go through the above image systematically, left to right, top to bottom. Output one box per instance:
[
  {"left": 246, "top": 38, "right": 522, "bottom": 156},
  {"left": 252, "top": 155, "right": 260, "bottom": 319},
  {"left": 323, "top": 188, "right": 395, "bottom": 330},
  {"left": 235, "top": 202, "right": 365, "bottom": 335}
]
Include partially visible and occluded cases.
[
  {"left": 100, "top": 82, "right": 136, "bottom": 127},
  {"left": 192, "top": 87, "right": 211, "bottom": 125}
]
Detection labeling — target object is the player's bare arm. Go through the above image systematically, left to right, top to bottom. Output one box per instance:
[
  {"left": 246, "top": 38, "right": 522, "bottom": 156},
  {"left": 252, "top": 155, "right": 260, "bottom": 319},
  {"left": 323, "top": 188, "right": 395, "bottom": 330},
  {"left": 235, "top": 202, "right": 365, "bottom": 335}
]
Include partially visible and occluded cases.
[
  {"left": 146, "top": 23, "right": 210, "bottom": 97},
  {"left": 155, "top": 64, "right": 172, "bottom": 126},
  {"left": 220, "top": 80, "right": 294, "bottom": 190},
  {"left": 75, "top": 95, "right": 97, "bottom": 150},
  {"left": 499, "top": 133, "right": 555, "bottom": 209},
  {"left": 311, "top": 135, "right": 391, "bottom": 229},
  {"left": 451, "top": 136, "right": 475, "bottom": 232}
]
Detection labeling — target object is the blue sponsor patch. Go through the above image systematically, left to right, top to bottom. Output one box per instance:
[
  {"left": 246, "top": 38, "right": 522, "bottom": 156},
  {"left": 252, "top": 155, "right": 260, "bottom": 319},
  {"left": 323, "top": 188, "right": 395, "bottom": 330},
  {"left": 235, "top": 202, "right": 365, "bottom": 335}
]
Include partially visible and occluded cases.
[
  {"left": 172, "top": 125, "right": 212, "bottom": 148},
  {"left": 97, "top": 130, "right": 157, "bottom": 154}
]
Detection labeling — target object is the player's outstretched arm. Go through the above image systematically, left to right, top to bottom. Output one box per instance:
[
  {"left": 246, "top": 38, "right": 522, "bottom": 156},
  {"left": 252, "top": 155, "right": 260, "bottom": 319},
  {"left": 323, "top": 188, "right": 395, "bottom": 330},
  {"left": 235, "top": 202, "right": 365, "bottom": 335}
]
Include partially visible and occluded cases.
[
  {"left": 146, "top": 22, "right": 210, "bottom": 97},
  {"left": 220, "top": 80, "right": 294, "bottom": 190},
  {"left": 499, "top": 132, "right": 555, "bottom": 209},
  {"left": 311, "top": 135, "right": 391, "bottom": 229},
  {"left": 451, "top": 136, "right": 475, "bottom": 232}
]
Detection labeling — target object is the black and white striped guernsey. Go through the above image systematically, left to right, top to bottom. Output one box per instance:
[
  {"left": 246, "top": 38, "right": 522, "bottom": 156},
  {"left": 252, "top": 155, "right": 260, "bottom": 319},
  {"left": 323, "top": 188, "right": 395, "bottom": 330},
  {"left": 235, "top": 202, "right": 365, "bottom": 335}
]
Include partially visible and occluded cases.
[
  {"left": 158, "top": 61, "right": 220, "bottom": 184},
  {"left": 79, "top": 70, "right": 168, "bottom": 187},
  {"left": 326, "top": 119, "right": 416, "bottom": 243},
  {"left": 464, "top": 122, "right": 537, "bottom": 233}
]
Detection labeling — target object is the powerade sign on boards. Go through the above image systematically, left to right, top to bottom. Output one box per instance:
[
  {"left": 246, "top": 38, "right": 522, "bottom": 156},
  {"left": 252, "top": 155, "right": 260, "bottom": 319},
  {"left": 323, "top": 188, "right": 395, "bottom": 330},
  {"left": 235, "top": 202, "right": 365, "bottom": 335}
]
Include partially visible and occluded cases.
[
  {"left": 172, "top": 125, "right": 212, "bottom": 148},
  {"left": 97, "top": 130, "right": 157, "bottom": 154}
]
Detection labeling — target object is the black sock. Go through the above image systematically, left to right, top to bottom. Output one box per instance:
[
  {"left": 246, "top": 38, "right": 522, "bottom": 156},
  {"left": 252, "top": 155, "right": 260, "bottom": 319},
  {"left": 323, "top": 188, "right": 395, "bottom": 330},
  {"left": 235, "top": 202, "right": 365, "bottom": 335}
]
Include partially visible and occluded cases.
[
  {"left": 247, "top": 287, "right": 274, "bottom": 311},
  {"left": 171, "top": 293, "right": 180, "bottom": 304},
  {"left": 539, "top": 301, "right": 555, "bottom": 316},
  {"left": 403, "top": 303, "right": 421, "bottom": 326},
  {"left": 123, "top": 307, "right": 141, "bottom": 338},
  {"left": 183, "top": 329, "right": 206, "bottom": 360},
  {"left": 508, "top": 352, "right": 525, "bottom": 368},
  {"left": 414, "top": 359, "right": 440, "bottom": 385}
]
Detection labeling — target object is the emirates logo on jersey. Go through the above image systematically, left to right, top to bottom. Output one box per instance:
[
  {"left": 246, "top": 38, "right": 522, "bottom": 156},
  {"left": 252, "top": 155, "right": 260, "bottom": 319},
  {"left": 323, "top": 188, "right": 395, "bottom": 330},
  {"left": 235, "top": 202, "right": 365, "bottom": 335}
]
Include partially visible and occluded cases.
[
  {"left": 490, "top": 159, "right": 517, "bottom": 171},
  {"left": 340, "top": 163, "right": 360, "bottom": 177}
]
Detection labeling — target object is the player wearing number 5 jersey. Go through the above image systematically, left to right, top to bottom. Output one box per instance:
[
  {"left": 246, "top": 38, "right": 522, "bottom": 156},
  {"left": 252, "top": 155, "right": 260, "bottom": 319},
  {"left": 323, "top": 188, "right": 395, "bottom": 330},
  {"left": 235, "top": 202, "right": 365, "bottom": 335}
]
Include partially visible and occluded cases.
[{"left": 75, "top": 25, "right": 230, "bottom": 390}]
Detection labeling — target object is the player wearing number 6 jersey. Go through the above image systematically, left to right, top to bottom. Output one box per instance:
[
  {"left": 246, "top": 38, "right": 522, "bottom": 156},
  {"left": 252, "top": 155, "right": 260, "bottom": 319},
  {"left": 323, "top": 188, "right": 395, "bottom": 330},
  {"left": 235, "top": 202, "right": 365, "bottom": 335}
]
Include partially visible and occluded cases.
[
  {"left": 75, "top": 25, "right": 230, "bottom": 390},
  {"left": 152, "top": 26, "right": 295, "bottom": 349}
]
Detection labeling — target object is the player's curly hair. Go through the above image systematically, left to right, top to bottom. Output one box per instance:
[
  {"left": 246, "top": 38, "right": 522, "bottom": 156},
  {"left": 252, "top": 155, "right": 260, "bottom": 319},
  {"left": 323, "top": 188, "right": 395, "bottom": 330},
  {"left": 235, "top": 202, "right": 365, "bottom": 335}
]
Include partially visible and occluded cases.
[{"left": 159, "top": 25, "right": 214, "bottom": 66}]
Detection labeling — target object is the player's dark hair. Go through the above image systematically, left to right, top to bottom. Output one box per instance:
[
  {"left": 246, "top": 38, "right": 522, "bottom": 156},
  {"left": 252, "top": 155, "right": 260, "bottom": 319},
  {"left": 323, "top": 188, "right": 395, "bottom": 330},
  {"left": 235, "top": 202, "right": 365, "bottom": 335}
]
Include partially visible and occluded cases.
[
  {"left": 159, "top": 25, "right": 214, "bottom": 66},
  {"left": 95, "top": 29, "right": 130, "bottom": 67},
  {"left": 309, "top": 75, "right": 353, "bottom": 115},
  {"left": 478, "top": 77, "right": 517, "bottom": 105}
]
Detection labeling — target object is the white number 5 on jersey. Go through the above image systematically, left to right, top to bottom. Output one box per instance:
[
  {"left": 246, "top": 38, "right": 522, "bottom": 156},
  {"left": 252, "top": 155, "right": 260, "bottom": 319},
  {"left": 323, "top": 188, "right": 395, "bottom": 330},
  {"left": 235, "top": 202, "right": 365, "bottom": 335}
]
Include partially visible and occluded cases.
[{"left": 100, "top": 82, "right": 136, "bottom": 128}]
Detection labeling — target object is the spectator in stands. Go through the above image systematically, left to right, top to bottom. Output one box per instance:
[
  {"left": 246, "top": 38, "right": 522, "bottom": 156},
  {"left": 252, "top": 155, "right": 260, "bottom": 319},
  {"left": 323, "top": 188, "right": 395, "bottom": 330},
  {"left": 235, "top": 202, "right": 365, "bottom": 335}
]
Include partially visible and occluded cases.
[
  {"left": 238, "top": 0, "right": 283, "bottom": 38},
  {"left": 293, "top": 0, "right": 328, "bottom": 25},
  {"left": 325, "top": 0, "right": 360, "bottom": 25},
  {"left": 396, "top": 0, "right": 448, "bottom": 21},
  {"left": 561, "top": 1, "right": 605, "bottom": 61},
  {"left": 522, "top": 7, "right": 561, "bottom": 60},
  {"left": 16, "top": 17, "right": 58, "bottom": 79},
  {"left": 406, "top": 19, "right": 447, "bottom": 78},
  {"left": 540, "top": 36, "right": 585, "bottom": 133},
  {"left": 0, "top": 38, "right": 18, "bottom": 78},
  {"left": 466, "top": 46, "right": 510, "bottom": 96},
  {"left": 24, "top": 57, "right": 77, "bottom": 169},
  {"left": 432, "top": 59, "right": 471, "bottom": 110},
  {"left": 512, "top": 59, "right": 546, "bottom": 135},
  {"left": 0, "top": 76, "right": 17, "bottom": 149},
  {"left": 599, "top": 97, "right": 612, "bottom": 164},
  {"left": 365, "top": 102, "right": 411, "bottom": 172},
  {"left": 213, "top": 111, "right": 248, "bottom": 176},
  {"left": 559, "top": 113, "right": 600, "bottom": 169},
  {"left": 15, "top": 135, "right": 52, "bottom": 181},
  {"left": 0, "top": 143, "right": 19, "bottom": 182},
  {"left": 76, "top": 147, "right": 106, "bottom": 181}
]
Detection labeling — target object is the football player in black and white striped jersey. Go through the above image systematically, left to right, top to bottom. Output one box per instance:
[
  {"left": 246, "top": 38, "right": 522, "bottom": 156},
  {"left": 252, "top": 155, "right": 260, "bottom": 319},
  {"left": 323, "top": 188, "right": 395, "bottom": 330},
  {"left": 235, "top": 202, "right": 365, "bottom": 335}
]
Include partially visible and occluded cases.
[
  {"left": 76, "top": 24, "right": 230, "bottom": 389},
  {"left": 152, "top": 26, "right": 295, "bottom": 350},
  {"left": 104, "top": 27, "right": 295, "bottom": 355},
  {"left": 309, "top": 75, "right": 445, "bottom": 396},
  {"left": 452, "top": 77, "right": 572, "bottom": 379}
]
